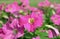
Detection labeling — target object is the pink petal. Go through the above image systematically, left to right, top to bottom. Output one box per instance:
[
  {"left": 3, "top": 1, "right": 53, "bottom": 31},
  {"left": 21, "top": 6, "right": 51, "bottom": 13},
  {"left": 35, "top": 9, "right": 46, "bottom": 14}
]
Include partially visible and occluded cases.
[{"left": 48, "top": 30, "right": 53, "bottom": 38}]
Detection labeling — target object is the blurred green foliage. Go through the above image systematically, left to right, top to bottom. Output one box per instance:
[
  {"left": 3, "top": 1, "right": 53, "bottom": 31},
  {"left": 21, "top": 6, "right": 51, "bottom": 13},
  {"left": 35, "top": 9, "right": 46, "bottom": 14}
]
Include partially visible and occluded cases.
[{"left": 0, "top": 0, "right": 60, "bottom": 7}]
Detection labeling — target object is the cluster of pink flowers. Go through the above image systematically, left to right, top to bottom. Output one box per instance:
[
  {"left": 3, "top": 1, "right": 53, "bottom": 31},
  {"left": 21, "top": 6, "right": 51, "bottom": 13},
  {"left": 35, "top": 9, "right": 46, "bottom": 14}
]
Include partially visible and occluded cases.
[{"left": 0, "top": 0, "right": 60, "bottom": 39}]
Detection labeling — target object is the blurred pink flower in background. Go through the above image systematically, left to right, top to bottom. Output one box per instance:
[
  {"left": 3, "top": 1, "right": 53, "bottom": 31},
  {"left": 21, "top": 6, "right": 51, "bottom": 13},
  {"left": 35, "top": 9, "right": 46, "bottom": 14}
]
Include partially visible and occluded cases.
[
  {"left": 20, "top": 0, "right": 30, "bottom": 9},
  {"left": 20, "top": 0, "right": 29, "bottom": 6},
  {"left": 38, "top": 0, "right": 51, "bottom": 7},
  {"left": 5, "top": 2, "right": 20, "bottom": 13},
  {"left": 0, "top": 3, "right": 6, "bottom": 10},
  {"left": 53, "top": 3, "right": 60, "bottom": 9},
  {"left": 54, "top": 4, "right": 60, "bottom": 14},
  {"left": 56, "top": 8, "right": 60, "bottom": 14},
  {"left": 51, "top": 14, "right": 60, "bottom": 25}
]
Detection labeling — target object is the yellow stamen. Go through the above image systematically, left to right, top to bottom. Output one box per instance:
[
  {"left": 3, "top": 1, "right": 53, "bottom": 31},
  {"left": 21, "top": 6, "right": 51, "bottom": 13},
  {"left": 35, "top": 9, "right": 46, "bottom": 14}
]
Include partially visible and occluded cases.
[{"left": 28, "top": 18, "right": 34, "bottom": 24}]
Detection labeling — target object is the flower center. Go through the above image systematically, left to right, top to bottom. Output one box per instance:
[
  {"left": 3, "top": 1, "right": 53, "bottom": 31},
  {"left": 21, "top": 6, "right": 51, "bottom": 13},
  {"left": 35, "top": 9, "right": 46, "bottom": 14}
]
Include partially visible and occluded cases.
[
  {"left": 28, "top": 18, "right": 34, "bottom": 24},
  {"left": 13, "top": 29, "right": 18, "bottom": 34}
]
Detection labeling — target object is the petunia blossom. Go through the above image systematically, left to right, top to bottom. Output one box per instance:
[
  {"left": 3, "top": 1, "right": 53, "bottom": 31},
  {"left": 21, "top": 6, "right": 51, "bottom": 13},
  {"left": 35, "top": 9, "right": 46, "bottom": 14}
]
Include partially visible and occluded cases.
[
  {"left": 20, "top": 0, "right": 29, "bottom": 6},
  {"left": 20, "top": 0, "right": 30, "bottom": 10},
  {"left": 38, "top": 0, "right": 51, "bottom": 7},
  {"left": 5, "top": 2, "right": 20, "bottom": 13},
  {"left": 20, "top": 11, "right": 43, "bottom": 32},
  {"left": 51, "top": 14, "right": 60, "bottom": 25},
  {"left": 2, "top": 18, "right": 24, "bottom": 39}
]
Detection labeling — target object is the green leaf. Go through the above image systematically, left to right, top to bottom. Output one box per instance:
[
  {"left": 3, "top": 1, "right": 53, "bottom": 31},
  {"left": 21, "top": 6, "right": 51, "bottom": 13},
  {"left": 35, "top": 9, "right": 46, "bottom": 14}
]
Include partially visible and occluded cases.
[
  {"left": 43, "top": 7, "right": 55, "bottom": 25},
  {"left": 1, "top": 11, "right": 9, "bottom": 19},
  {"left": 0, "top": 18, "right": 8, "bottom": 24},
  {"left": 0, "top": 23, "right": 2, "bottom": 28},
  {"left": 35, "top": 29, "right": 48, "bottom": 36},
  {"left": 40, "top": 36, "right": 49, "bottom": 39},
  {"left": 52, "top": 36, "right": 60, "bottom": 39}
]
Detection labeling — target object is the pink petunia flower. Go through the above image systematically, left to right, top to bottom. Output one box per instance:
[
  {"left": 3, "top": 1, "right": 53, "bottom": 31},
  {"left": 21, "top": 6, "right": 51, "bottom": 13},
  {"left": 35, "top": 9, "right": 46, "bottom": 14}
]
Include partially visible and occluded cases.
[
  {"left": 20, "top": 0, "right": 29, "bottom": 6},
  {"left": 20, "top": 0, "right": 30, "bottom": 9},
  {"left": 38, "top": 0, "right": 51, "bottom": 7},
  {"left": 5, "top": 2, "right": 20, "bottom": 13},
  {"left": 50, "top": 3, "right": 60, "bottom": 14},
  {"left": 53, "top": 3, "right": 60, "bottom": 9},
  {"left": 54, "top": 4, "right": 60, "bottom": 14},
  {"left": 56, "top": 8, "right": 60, "bottom": 14},
  {"left": 20, "top": 11, "right": 43, "bottom": 32},
  {"left": 51, "top": 14, "right": 60, "bottom": 25},
  {"left": 2, "top": 18, "right": 24, "bottom": 39},
  {"left": 0, "top": 28, "right": 15, "bottom": 39}
]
